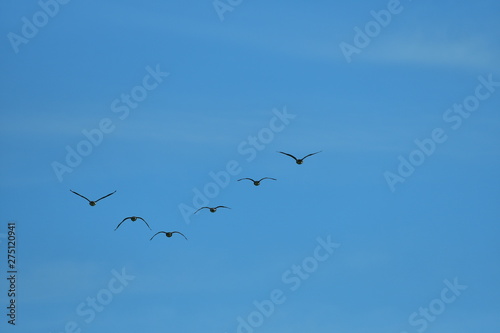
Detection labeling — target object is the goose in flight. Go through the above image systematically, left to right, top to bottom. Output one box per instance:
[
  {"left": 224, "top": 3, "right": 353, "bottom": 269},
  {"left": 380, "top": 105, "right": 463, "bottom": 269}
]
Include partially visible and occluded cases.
[
  {"left": 277, "top": 151, "right": 322, "bottom": 164},
  {"left": 237, "top": 177, "right": 276, "bottom": 186},
  {"left": 70, "top": 190, "right": 116, "bottom": 206},
  {"left": 194, "top": 206, "right": 230, "bottom": 214},
  {"left": 115, "top": 216, "right": 152, "bottom": 231},
  {"left": 150, "top": 231, "right": 188, "bottom": 241}
]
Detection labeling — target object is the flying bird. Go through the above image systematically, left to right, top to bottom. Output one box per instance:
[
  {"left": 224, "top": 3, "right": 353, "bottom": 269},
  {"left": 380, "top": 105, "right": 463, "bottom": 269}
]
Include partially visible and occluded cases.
[
  {"left": 277, "top": 151, "right": 322, "bottom": 164},
  {"left": 237, "top": 177, "right": 276, "bottom": 186},
  {"left": 70, "top": 190, "right": 116, "bottom": 206},
  {"left": 194, "top": 206, "right": 230, "bottom": 214},
  {"left": 115, "top": 216, "right": 151, "bottom": 231},
  {"left": 150, "top": 231, "right": 188, "bottom": 241}
]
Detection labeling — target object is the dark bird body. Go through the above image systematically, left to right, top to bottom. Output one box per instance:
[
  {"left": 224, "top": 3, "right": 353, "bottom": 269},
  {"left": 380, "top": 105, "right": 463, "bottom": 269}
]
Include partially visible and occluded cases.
[
  {"left": 277, "top": 151, "right": 322, "bottom": 164},
  {"left": 237, "top": 177, "right": 276, "bottom": 186},
  {"left": 70, "top": 190, "right": 116, "bottom": 206},
  {"left": 194, "top": 206, "right": 230, "bottom": 214},
  {"left": 115, "top": 216, "right": 151, "bottom": 230},
  {"left": 150, "top": 231, "right": 188, "bottom": 240}
]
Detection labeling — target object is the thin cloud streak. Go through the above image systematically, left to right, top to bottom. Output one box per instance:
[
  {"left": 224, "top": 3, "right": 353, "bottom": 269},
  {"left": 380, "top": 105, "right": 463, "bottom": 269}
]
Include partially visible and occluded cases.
[{"left": 365, "top": 37, "right": 500, "bottom": 71}]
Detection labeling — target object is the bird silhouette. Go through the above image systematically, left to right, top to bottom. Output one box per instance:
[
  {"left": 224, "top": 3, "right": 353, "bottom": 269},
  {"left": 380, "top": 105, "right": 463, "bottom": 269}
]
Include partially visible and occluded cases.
[
  {"left": 277, "top": 151, "right": 322, "bottom": 164},
  {"left": 237, "top": 177, "right": 276, "bottom": 186},
  {"left": 70, "top": 190, "right": 116, "bottom": 206},
  {"left": 194, "top": 206, "right": 230, "bottom": 214},
  {"left": 114, "top": 216, "right": 151, "bottom": 231},
  {"left": 150, "top": 231, "right": 188, "bottom": 241}
]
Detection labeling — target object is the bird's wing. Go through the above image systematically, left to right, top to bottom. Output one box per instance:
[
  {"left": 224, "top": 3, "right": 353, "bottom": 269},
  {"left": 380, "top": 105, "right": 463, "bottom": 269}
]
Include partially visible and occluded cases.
[
  {"left": 277, "top": 151, "right": 298, "bottom": 161},
  {"left": 302, "top": 151, "right": 322, "bottom": 159},
  {"left": 259, "top": 177, "right": 277, "bottom": 181},
  {"left": 237, "top": 178, "right": 254, "bottom": 182},
  {"left": 70, "top": 190, "right": 91, "bottom": 202},
  {"left": 95, "top": 190, "right": 116, "bottom": 203},
  {"left": 215, "top": 206, "right": 230, "bottom": 209},
  {"left": 194, "top": 207, "right": 209, "bottom": 214},
  {"left": 138, "top": 217, "right": 152, "bottom": 230},
  {"left": 114, "top": 218, "right": 128, "bottom": 231},
  {"left": 150, "top": 231, "right": 164, "bottom": 241},
  {"left": 173, "top": 231, "right": 188, "bottom": 240}
]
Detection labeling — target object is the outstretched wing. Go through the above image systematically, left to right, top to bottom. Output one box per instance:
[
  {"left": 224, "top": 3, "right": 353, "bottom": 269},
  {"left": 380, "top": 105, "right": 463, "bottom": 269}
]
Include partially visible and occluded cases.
[
  {"left": 277, "top": 151, "right": 298, "bottom": 161},
  {"left": 302, "top": 151, "right": 322, "bottom": 160},
  {"left": 259, "top": 177, "right": 277, "bottom": 182},
  {"left": 237, "top": 178, "right": 255, "bottom": 182},
  {"left": 70, "top": 190, "right": 91, "bottom": 203},
  {"left": 95, "top": 190, "right": 116, "bottom": 203},
  {"left": 215, "top": 205, "right": 230, "bottom": 209},
  {"left": 194, "top": 207, "right": 209, "bottom": 214},
  {"left": 114, "top": 217, "right": 130, "bottom": 231},
  {"left": 137, "top": 217, "right": 152, "bottom": 230},
  {"left": 150, "top": 231, "right": 165, "bottom": 241},
  {"left": 172, "top": 231, "right": 188, "bottom": 240}
]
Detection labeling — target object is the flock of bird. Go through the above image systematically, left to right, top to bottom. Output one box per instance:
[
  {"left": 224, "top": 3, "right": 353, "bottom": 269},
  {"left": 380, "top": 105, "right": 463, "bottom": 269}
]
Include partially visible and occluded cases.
[{"left": 70, "top": 151, "right": 321, "bottom": 242}]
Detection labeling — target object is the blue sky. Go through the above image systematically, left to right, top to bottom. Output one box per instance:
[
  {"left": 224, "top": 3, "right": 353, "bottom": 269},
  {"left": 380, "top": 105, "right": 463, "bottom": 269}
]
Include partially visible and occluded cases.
[{"left": 1, "top": 0, "right": 499, "bottom": 332}]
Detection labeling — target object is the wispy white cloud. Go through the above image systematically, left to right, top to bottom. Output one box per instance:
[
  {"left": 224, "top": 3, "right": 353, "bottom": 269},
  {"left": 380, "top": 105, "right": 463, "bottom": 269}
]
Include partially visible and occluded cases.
[
  {"left": 365, "top": 35, "right": 500, "bottom": 72},
  {"left": 0, "top": 111, "right": 107, "bottom": 138},
  {"left": 21, "top": 260, "right": 110, "bottom": 304}
]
